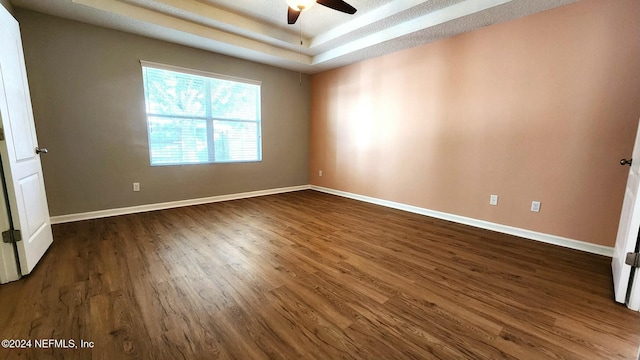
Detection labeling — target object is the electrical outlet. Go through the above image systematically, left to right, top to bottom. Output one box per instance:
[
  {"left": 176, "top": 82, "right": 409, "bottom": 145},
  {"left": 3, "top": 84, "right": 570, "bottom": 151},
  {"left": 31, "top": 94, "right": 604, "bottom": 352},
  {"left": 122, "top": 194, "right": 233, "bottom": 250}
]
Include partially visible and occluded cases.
[
  {"left": 319, "top": 170, "right": 323, "bottom": 177},
  {"left": 133, "top": 182, "right": 140, "bottom": 192},
  {"left": 489, "top": 194, "right": 498, "bottom": 206},
  {"left": 531, "top": 201, "right": 541, "bottom": 212}
]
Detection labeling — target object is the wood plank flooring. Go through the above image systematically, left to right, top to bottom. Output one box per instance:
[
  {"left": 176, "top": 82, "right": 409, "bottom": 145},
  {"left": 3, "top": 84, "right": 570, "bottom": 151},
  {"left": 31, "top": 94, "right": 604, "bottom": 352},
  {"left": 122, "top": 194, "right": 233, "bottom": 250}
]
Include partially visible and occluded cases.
[{"left": 0, "top": 190, "right": 639, "bottom": 359}]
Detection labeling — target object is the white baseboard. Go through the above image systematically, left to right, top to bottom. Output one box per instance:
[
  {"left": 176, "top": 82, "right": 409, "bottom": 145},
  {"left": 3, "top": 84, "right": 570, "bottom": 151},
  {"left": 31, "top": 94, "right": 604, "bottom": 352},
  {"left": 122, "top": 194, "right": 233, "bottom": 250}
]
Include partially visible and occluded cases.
[
  {"left": 49, "top": 184, "right": 614, "bottom": 257},
  {"left": 50, "top": 185, "right": 311, "bottom": 224},
  {"left": 310, "top": 185, "right": 614, "bottom": 257}
]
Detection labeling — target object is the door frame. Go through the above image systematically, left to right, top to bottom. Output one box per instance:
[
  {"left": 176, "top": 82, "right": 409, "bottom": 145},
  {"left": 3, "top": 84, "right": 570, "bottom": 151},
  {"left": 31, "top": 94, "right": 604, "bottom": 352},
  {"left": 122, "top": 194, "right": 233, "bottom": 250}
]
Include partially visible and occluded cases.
[
  {"left": 0, "top": 5, "right": 19, "bottom": 284},
  {"left": 0, "top": 149, "right": 19, "bottom": 283}
]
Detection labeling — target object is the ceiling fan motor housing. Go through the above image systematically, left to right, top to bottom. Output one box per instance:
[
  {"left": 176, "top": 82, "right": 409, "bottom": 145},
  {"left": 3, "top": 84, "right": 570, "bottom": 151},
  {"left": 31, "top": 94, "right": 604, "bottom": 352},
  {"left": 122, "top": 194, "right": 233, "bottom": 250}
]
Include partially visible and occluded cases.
[{"left": 286, "top": 0, "right": 316, "bottom": 12}]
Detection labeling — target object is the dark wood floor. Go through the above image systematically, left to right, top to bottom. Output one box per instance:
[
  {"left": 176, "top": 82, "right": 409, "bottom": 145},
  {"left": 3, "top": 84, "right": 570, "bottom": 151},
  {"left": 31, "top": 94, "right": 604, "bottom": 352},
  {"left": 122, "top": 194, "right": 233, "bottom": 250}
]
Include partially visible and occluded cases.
[{"left": 0, "top": 190, "right": 639, "bottom": 359}]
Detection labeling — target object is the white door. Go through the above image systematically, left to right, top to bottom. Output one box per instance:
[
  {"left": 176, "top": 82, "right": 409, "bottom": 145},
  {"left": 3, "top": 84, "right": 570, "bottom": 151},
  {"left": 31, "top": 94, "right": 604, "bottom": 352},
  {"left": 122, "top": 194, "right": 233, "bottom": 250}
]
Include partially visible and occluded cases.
[
  {"left": 0, "top": 6, "right": 53, "bottom": 277},
  {"left": 612, "top": 118, "right": 640, "bottom": 310}
]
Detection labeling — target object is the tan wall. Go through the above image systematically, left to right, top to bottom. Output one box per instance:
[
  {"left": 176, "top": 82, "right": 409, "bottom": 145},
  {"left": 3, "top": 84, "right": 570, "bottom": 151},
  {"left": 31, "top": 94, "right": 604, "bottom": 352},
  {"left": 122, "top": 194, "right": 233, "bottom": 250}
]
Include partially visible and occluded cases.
[
  {"left": 310, "top": 0, "right": 640, "bottom": 247},
  {"left": 17, "top": 9, "right": 310, "bottom": 216}
]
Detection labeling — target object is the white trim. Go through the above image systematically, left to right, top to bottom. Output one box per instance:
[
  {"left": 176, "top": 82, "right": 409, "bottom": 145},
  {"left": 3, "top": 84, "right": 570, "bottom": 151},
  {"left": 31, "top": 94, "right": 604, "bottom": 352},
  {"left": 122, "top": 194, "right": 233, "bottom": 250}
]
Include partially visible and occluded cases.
[
  {"left": 50, "top": 185, "right": 310, "bottom": 224},
  {"left": 310, "top": 185, "right": 614, "bottom": 257}
]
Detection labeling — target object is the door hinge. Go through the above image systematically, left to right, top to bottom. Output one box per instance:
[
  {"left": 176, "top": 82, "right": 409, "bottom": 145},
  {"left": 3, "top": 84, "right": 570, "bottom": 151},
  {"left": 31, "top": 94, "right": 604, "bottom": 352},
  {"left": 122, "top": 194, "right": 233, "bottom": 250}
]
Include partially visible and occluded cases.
[
  {"left": 0, "top": 128, "right": 4, "bottom": 141},
  {"left": 2, "top": 229, "right": 21, "bottom": 243},
  {"left": 626, "top": 252, "right": 640, "bottom": 268}
]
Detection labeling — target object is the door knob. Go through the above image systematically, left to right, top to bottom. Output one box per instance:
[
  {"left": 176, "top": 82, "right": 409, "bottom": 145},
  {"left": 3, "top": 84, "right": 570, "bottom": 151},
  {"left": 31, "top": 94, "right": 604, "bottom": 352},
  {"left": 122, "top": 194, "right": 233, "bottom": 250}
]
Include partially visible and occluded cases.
[
  {"left": 35, "top": 147, "right": 48, "bottom": 155},
  {"left": 620, "top": 158, "right": 632, "bottom": 166}
]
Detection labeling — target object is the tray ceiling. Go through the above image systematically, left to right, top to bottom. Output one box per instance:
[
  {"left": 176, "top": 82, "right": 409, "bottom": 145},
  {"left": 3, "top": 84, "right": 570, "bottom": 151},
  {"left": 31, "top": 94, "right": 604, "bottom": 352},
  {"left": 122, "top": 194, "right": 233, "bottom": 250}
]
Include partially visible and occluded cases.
[{"left": 10, "top": 0, "right": 581, "bottom": 73}]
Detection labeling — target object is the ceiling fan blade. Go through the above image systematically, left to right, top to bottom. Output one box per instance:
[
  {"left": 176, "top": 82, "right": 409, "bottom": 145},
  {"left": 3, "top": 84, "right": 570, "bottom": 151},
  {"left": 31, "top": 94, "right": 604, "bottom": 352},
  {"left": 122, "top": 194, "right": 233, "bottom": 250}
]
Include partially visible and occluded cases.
[
  {"left": 316, "top": 0, "right": 357, "bottom": 14},
  {"left": 287, "top": 7, "right": 301, "bottom": 24}
]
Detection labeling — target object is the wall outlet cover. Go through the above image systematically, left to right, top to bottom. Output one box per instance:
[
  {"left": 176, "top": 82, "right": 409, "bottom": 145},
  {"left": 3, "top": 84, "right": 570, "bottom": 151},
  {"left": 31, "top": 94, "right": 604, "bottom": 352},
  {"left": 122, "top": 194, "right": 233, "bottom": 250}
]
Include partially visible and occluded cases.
[{"left": 531, "top": 201, "right": 541, "bottom": 212}]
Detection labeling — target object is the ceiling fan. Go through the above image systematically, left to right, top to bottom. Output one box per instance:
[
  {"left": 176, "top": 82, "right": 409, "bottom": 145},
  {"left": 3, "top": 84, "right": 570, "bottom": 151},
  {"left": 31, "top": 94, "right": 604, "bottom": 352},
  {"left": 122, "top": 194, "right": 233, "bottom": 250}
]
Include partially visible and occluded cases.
[{"left": 286, "top": 0, "right": 357, "bottom": 25}]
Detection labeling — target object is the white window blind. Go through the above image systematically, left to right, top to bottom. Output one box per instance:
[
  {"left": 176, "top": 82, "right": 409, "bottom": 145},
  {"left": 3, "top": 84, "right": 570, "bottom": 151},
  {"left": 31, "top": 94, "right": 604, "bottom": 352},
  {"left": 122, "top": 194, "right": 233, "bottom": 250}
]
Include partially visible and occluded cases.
[{"left": 141, "top": 61, "right": 262, "bottom": 166}]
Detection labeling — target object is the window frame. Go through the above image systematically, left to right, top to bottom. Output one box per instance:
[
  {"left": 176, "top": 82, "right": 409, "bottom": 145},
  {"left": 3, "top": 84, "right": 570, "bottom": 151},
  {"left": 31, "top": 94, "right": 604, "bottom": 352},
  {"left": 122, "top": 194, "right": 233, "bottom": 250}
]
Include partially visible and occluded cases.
[{"left": 140, "top": 60, "right": 263, "bottom": 166}]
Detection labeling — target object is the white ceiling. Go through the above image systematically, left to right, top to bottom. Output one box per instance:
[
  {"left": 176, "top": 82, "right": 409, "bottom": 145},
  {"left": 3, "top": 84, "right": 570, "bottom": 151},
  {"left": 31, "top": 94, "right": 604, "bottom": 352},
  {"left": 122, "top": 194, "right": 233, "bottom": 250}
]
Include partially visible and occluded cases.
[{"left": 10, "top": 0, "right": 581, "bottom": 74}]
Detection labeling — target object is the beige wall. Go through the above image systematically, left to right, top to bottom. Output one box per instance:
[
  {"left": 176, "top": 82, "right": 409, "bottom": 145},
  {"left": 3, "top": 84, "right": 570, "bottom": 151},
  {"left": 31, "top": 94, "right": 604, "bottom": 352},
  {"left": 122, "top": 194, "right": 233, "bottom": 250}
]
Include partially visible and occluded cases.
[
  {"left": 310, "top": 0, "right": 640, "bottom": 247},
  {"left": 17, "top": 9, "right": 310, "bottom": 216}
]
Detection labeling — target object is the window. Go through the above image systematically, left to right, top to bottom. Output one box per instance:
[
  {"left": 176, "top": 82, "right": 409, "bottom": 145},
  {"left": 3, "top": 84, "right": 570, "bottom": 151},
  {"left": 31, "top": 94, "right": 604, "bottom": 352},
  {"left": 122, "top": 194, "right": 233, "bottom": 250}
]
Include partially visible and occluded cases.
[{"left": 141, "top": 61, "right": 262, "bottom": 166}]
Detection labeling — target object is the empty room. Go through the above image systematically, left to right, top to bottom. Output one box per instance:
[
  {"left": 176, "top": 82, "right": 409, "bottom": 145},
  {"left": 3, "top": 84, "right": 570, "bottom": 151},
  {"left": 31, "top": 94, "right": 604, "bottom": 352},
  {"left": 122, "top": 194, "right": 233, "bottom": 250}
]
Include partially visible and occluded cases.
[{"left": 1, "top": 0, "right": 640, "bottom": 358}]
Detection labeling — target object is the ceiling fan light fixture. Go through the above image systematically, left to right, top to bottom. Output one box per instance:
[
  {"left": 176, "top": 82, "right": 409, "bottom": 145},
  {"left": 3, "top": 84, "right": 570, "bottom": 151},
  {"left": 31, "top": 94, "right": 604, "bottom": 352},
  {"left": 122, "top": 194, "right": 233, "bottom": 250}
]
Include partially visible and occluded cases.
[{"left": 286, "top": 0, "right": 316, "bottom": 12}]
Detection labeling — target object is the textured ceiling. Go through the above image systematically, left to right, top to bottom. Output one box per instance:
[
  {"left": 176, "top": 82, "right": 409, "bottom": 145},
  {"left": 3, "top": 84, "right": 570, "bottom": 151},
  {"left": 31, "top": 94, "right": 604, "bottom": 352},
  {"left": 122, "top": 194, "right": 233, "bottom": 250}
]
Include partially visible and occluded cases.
[{"left": 9, "top": 0, "right": 581, "bottom": 74}]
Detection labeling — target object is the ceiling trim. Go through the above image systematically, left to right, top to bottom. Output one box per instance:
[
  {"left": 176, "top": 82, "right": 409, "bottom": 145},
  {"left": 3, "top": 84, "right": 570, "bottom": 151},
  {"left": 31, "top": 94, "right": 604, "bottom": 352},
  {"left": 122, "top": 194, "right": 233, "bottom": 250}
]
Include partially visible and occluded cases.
[
  {"left": 11, "top": 0, "right": 581, "bottom": 73},
  {"left": 73, "top": 0, "right": 313, "bottom": 64},
  {"left": 74, "top": 0, "right": 515, "bottom": 68},
  {"left": 143, "top": 0, "right": 305, "bottom": 48},
  {"left": 309, "top": 0, "right": 431, "bottom": 49},
  {"left": 313, "top": 0, "right": 511, "bottom": 64}
]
